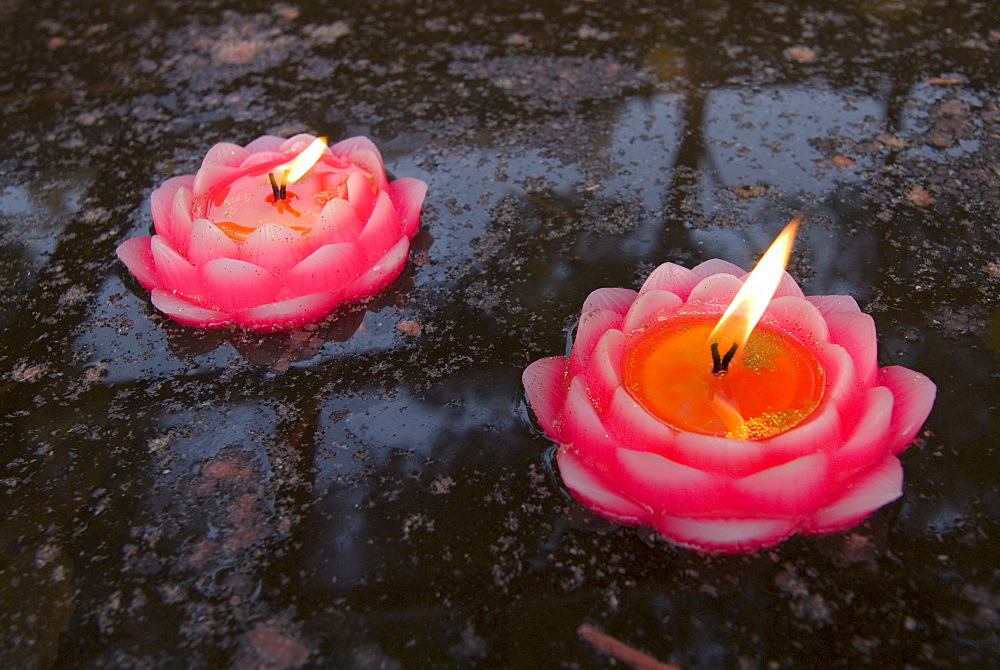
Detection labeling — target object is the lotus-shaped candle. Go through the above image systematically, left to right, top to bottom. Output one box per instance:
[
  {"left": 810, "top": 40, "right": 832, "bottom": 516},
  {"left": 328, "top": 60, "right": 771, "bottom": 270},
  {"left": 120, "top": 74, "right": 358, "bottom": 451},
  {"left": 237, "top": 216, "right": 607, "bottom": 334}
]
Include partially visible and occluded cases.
[
  {"left": 117, "top": 134, "right": 427, "bottom": 331},
  {"left": 523, "top": 221, "right": 936, "bottom": 553}
]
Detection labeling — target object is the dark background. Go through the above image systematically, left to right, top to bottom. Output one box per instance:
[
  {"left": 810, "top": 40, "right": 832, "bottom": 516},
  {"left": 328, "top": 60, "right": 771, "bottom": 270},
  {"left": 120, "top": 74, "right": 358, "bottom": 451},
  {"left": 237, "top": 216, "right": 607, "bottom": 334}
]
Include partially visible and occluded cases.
[{"left": 1, "top": 0, "right": 998, "bottom": 667}]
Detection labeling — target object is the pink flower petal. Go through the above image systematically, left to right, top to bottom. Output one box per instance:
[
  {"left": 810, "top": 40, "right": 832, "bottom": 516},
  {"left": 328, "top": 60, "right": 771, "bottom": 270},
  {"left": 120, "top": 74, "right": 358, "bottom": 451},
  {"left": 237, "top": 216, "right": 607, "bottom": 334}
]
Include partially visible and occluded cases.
[
  {"left": 280, "top": 133, "right": 327, "bottom": 156},
  {"left": 244, "top": 135, "right": 286, "bottom": 153},
  {"left": 330, "top": 136, "right": 389, "bottom": 189},
  {"left": 201, "top": 142, "right": 251, "bottom": 168},
  {"left": 238, "top": 151, "right": 286, "bottom": 172},
  {"left": 193, "top": 164, "right": 241, "bottom": 199},
  {"left": 346, "top": 171, "right": 376, "bottom": 220},
  {"left": 386, "top": 177, "right": 427, "bottom": 238},
  {"left": 150, "top": 178, "right": 193, "bottom": 239},
  {"left": 152, "top": 186, "right": 195, "bottom": 253},
  {"left": 358, "top": 191, "right": 404, "bottom": 262},
  {"left": 310, "top": 199, "right": 366, "bottom": 246},
  {"left": 188, "top": 219, "right": 240, "bottom": 267},
  {"left": 241, "top": 223, "right": 312, "bottom": 274},
  {"left": 150, "top": 235, "right": 201, "bottom": 296},
  {"left": 342, "top": 236, "right": 409, "bottom": 298},
  {"left": 116, "top": 237, "right": 159, "bottom": 289},
  {"left": 283, "top": 242, "right": 366, "bottom": 298},
  {"left": 200, "top": 258, "right": 281, "bottom": 313},
  {"left": 691, "top": 259, "right": 744, "bottom": 278},
  {"left": 638, "top": 263, "right": 702, "bottom": 299},
  {"left": 772, "top": 271, "right": 805, "bottom": 298},
  {"left": 685, "top": 273, "right": 744, "bottom": 307},
  {"left": 581, "top": 287, "right": 637, "bottom": 315},
  {"left": 150, "top": 289, "right": 231, "bottom": 328},
  {"left": 621, "top": 289, "right": 684, "bottom": 335},
  {"left": 235, "top": 292, "right": 342, "bottom": 331},
  {"left": 806, "top": 294, "right": 862, "bottom": 316},
  {"left": 761, "top": 296, "right": 830, "bottom": 346},
  {"left": 568, "top": 309, "right": 625, "bottom": 376},
  {"left": 824, "top": 310, "right": 878, "bottom": 386},
  {"left": 583, "top": 329, "right": 625, "bottom": 411},
  {"left": 818, "top": 343, "right": 859, "bottom": 410},
  {"left": 523, "top": 356, "right": 569, "bottom": 440},
  {"left": 880, "top": 366, "right": 937, "bottom": 454},
  {"left": 561, "top": 376, "right": 620, "bottom": 464},
  {"left": 604, "top": 386, "right": 678, "bottom": 456},
  {"left": 831, "top": 386, "right": 894, "bottom": 477},
  {"left": 764, "top": 401, "right": 842, "bottom": 466},
  {"left": 667, "top": 430, "right": 770, "bottom": 478},
  {"left": 557, "top": 447, "right": 651, "bottom": 523},
  {"left": 614, "top": 447, "right": 726, "bottom": 517},
  {"left": 730, "top": 453, "right": 829, "bottom": 517},
  {"left": 805, "top": 456, "right": 902, "bottom": 533},
  {"left": 656, "top": 516, "right": 796, "bottom": 554}
]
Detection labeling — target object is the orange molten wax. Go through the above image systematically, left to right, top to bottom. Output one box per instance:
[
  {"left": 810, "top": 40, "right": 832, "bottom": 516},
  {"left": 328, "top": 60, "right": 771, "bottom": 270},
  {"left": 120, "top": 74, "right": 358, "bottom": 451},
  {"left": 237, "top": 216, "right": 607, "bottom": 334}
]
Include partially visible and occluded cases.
[{"left": 623, "top": 315, "right": 824, "bottom": 440}]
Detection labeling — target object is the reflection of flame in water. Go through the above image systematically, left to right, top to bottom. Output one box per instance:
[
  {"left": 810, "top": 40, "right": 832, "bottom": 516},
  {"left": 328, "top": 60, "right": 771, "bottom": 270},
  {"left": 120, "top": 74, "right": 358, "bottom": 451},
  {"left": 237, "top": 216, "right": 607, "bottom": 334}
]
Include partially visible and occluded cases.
[{"left": 708, "top": 215, "right": 800, "bottom": 352}]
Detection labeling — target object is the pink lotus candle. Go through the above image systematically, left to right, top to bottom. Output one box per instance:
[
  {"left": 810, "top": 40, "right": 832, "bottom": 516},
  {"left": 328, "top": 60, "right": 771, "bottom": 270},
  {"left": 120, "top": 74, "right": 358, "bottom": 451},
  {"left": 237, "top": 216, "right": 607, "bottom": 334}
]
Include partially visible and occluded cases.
[
  {"left": 117, "top": 134, "right": 427, "bottom": 331},
  {"left": 523, "top": 219, "right": 936, "bottom": 553}
]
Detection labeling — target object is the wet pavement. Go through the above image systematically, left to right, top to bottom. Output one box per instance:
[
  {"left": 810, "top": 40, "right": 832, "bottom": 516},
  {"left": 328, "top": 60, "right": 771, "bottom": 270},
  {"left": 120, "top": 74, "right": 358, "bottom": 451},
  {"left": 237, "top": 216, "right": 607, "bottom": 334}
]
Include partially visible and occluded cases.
[{"left": 2, "top": 0, "right": 999, "bottom": 667}]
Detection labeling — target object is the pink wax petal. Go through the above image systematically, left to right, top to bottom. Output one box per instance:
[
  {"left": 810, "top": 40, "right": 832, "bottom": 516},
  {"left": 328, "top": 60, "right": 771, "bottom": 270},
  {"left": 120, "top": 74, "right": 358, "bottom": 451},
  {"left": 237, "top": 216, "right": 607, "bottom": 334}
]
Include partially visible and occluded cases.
[
  {"left": 280, "top": 133, "right": 327, "bottom": 156},
  {"left": 243, "top": 135, "right": 286, "bottom": 153},
  {"left": 330, "top": 136, "right": 389, "bottom": 189},
  {"left": 201, "top": 142, "right": 251, "bottom": 169},
  {"left": 238, "top": 151, "right": 287, "bottom": 172},
  {"left": 193, "top": 164, "right": 241, "bottom": 198},
  {"left": 346, "top": 170, "right": 376, "bottom": 220},
  {"left": 386, "top": 177, "right": 428, "bottom": 238},
  {"left": 151, "top": 180, "right": 191, "bottom": 239},
  {"left": 158, "top": 186, "right": 194, "bottom": 253},
  {"left": 358, "top": 191, "right": 404, "bottom": 262},
  {"left": 310, "top": 199, "right": 366, "bottom": 247},
  {"left": 188, "top": 219, "right": 240, "bottom": 267},
  {"left": 241, "top": 223, "right": 312, "bottom": 274},
  {"left": 150, "top": 235, "right": 201, "bottom": 296},
  {"left": 116, "top": 236, "right": 159, "bottom": 289},
  {"left": 341, "top": 236, "right": 409, "bottom": 298},
  {"left": 283, "top": 242, "right": 366, "bottom": 298},
  {"left": 200, "top": 258, "right": 281, "bottom": 314},
  {"left": 691, "top": 259, "right": 744, "bottom": 278},
  {"left": 637, "top": 263, "right": 702, "bottom": 300},
  {"left": 772, "top": 271, "right": 805, "bottom": 298},
  {"left": 685, "top": 273, "right": 744, "bottom": 307},
  {"left": 581, "top": 287, "right": 637, "bottom": 316},
  {"left": 150, "top": 289, "right": 231, "bottom": 328},
  {"left": 621, "top": 289, "right": 684, "bottom": 335},
  {"left": 235, "top": 292, "right": 342, "bottom": 331},
  {"left": 806, "top": 294, "right": 862, "bottom": 316},
  {"left": 760, "top": 296, "right": 829, "bottom": 346},
  {"left": 568, "top": 309, "right": 625, "bottom": 376},
  {"left": 824, "top": 310, "right": 878, "bottom": 386},
  {"left": 583, "top": 329, "right": 625, "bottom": 411},
  {"left": 818, "top": 343, "right": 859, "bottom": 410},
  {"left": 522, "top": 356, "right": 570, "bottom": 440},
  {"left": 880, "top": 366, "right": 937, "bottom": 454},
  {"left": 561, "top": 376, "right": 621, "bottom": 465},
  {"left": 604, "top": 386, "right": 678, "bottom": 455},
  {"left": 831, "top": 386, "right": 894, "bottom": 477},
  {"left": 764, "top": 402, "right": 842, "bottom": 470},
  {"left": 667, "top": 430, "right": 770, "bottom": 478},
  {"left": 557, "top": 447, "right": 651, "bottom": 523},
  {"left": 614, "top": 447, "right": 726, "bottom": 517},
  {"left": 730, "top": 453, "right": 829, "bottom": 517},
  {"left": 805, "top": 456, "right": 902, "bottom": 533},
  {"left": 656, "top": 515, "right": 796, "bottom": 554}
]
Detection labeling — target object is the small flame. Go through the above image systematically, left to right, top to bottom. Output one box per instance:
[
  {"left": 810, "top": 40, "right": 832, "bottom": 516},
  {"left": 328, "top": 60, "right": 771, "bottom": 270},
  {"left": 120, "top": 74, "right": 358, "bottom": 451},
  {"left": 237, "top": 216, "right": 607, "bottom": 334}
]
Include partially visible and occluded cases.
[
  {"left": 281, "top": 137, "right": 328, "bottom": 184},
  {"left": 708, "top": 215, "right": 800, "bottom": 352}
]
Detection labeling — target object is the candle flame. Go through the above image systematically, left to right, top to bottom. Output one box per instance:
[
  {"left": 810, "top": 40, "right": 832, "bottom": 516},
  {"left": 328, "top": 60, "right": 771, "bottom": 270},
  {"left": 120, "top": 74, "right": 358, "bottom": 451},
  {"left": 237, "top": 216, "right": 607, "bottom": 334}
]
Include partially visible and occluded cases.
[
  {"left": 281, "top": 137, "right": 328, "bottom": 184},
  {"left": 708, "top": 215, "right": 800, "bottom": 352}
]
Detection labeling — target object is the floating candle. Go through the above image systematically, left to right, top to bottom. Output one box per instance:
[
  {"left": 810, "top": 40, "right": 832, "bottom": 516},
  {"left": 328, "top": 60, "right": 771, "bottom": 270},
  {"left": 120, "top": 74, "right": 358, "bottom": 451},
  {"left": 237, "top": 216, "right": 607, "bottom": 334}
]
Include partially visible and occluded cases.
[
  {"left": 116, "top": 134, "right": 427, "bottom": 331},
  {"left": 523, "top": 221, "right": 936, "bottom": 553}
]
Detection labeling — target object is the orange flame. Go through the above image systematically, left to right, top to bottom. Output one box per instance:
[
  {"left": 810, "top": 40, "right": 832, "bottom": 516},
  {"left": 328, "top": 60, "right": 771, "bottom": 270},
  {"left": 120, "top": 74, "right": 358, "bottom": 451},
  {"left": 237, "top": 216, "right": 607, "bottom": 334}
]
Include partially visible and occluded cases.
[
  {"left": 280, "top": 137, "right": 328, "bottom": 184},
  {"left": 708, "top": 215, "right": 800, "bottom": 352}
]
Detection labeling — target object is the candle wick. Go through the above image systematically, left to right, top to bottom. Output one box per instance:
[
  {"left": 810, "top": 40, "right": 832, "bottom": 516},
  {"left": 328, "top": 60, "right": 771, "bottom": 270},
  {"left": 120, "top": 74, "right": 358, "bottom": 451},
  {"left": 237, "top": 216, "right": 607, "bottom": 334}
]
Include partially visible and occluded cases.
[
  {"left": 279, "top": 170, "right": 289, "bottom": 200},
  {"left": 268, "top": 172, "right": 282, "bottom": 201},
  {"left": 711, "top": 342, "right": 739, "bottom": 375}
]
